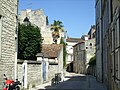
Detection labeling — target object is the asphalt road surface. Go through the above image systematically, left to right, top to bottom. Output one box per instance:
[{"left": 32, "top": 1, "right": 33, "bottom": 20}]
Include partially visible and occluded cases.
[{"left": 39, "top": 72, "right": 107, "bottom": 90}]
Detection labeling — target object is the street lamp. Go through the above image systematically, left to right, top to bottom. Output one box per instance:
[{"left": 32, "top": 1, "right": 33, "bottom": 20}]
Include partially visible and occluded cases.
[{"left": 23, "top": 17, "right": 30, "bottom": 26}]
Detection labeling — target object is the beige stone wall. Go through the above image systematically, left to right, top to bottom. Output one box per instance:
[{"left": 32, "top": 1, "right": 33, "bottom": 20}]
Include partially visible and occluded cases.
[
  {"left": 0, "top": 0, "right": 17, "bottom": 89},
  {"left": 85, "top": 38, "right": 96, "bottom": 68},
  {"left": 17, "top": 60, "right": 42, "bottom": 89},
  {"left": 27, "top": 63, "right": 42, "bottom": 87},
  {"left": 48, "top": 64, "right": 59, "bottom": 81}
]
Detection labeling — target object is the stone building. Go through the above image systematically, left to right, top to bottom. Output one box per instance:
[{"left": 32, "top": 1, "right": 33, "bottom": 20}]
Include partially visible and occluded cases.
[
  {"left": 0, "top": 0, "right": 18, "bottom": 89},
  {"left": 95, "top": 0, "right": 120, "bottom": 90},
  {"left": 95, "top": 0, "right": 103, "bottom": 83},
  {"left": 19, "top": 9, "right": 64, "bottom": 44},
  {"left": 88, "top": 25, "right": 96, "bottom": 39},
  {"left": 73, "top": 26, "right": 96, "bottom": 74},
  {"left": 73, "top": 36, "right": 96, "bottom": 74},
  {"left": 66, "top": 37, "right": 83, "bottom": 72},
  {"left": 85, "top": 38, "right": 96, "bottom": 71},
  {"left": 73, "top": 42, "right": 86, "bottom": 73}
]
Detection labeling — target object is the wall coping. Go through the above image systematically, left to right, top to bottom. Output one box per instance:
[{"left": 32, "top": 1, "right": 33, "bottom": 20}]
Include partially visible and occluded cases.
[
  {"left": 17, "top": 59, "right": 42, "bottom": 64},
  {"left": 17, "top": 59, "right": 58, "bottom": 65}
]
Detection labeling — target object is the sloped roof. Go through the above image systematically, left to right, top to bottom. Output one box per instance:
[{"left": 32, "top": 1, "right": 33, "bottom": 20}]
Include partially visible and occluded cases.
[
  {"left": 66, "top": 37, "right": 84, "bottom": 42},
  {"left": 73, "top": 41, "right": 85, "bottom": 47},
  {"left": 42, "top": 44, "right": 63, "bottom": 58}
]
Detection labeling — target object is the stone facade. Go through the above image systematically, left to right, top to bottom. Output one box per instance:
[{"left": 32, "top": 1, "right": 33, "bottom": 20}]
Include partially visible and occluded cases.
[
  {"left": 0, "top": 0, "right": 18, "bottom": 89},
  {"left": 95, "top": 0, "right": 103, "bottom": 83},
  {"left": 96, "top": 0, "right": 120, "bottom": 90},
  {"left": 73, "top": 26, "right": 96, "bottom": 74},
  {"left": 73, "top": 38, "right": 96, "bottom": 74},
  {"left": 85, "top": 38, "right": 96, "bottom": 69},
  {"left": 73, "top": 42, "right": 86, "bottom": 73},
  {"left": 48, "top": 64, "right": 59, "bottom": 81}
]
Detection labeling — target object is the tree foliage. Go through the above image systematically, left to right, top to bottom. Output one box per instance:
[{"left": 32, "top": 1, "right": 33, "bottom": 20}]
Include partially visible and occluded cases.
[
  {"left": 51, "top": 20, "right": 64, "bottom": 44},
  {"left": 18, "top": 24, "right": 42, "bottom": 60},
  {"left": 60, "top": 37, "right": 67, "bottom": 68},
  {"left": 88, "top": 56, "right": 96, "bottom": 66}
]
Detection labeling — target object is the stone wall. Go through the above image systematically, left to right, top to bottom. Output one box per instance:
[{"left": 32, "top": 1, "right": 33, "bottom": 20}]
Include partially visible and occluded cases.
[
  {"left": 0, "top": 0, "right": 17, "bottom": 89},
  {"left": 85, "top": 38, "right": 96, "bottom": 68},
  {"left": 17, "top": 60, "right": 42, "bottom": 89},
  {"left": 17, "top": 60, "right": 61, "bottom": 89},
  {"left": 17, "top": 63, "right": 22, "bottom": 83},
  {"left": 27, "top": 63, "right": 42, "bottom": 86},
  {"left": 48, "top": 64, "right": 59, "bottom": 81}
]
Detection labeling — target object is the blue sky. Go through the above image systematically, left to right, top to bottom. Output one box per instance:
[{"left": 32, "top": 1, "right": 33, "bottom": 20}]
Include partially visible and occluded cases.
[{"left": 19, "top": 0, "right": 95, "bottom": 38}]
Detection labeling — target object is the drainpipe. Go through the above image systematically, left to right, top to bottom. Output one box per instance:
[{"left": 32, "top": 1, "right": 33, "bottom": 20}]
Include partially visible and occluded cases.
[{"left": 15, "top": 0, "right": 19, "bottom": 80}]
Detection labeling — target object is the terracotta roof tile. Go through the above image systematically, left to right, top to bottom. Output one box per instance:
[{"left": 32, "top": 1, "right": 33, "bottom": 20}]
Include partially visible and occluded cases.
[
  {"left": 66, "top": 37, "right": 84, "bottom": 42},
  {"left": 42, "top": 44, "right": 63, "bottom": 58}
]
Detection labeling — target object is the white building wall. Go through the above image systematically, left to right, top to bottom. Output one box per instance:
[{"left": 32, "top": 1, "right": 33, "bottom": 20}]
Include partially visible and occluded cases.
[{"left": 66, "top": 42, "right": 78, "bottom": 64}]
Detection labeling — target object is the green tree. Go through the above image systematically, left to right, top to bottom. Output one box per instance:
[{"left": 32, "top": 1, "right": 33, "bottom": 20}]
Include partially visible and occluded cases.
[
  {"left": 51, "top": 20, "right": 64, "bottom": 44},
  {"left": 18, "top": 24, "right": 42, "bottom": 60},
  {"left": 60, "top": 37, "right": 67, "bottom": 68},
  {"left": 88, "top": 56, "right": 96, "bottom": 66}
]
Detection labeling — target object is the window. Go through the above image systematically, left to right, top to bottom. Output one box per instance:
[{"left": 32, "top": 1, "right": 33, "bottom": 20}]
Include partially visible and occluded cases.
[
  {"left": 109, "top": 0, "right": 113, "bottom": 23},
  {"left": 112, "top": 7, "right": 120, "bottom": 82},
  {"left": 114, "top": 8, "right": 120, "bottom": 49},
  {"left": 116, "top": 10, "right": 120, "bottom": 48},
  {"left": 111, "top": 29, "right": 115, "bottom": 52},
  {"left": 89, "top": 43, "right": 92, "bottom": 46},
  {"left": 89, "top": 43, "right": 92, "bottom": 49},
  {"left": 115, "top": 50, "right": 119, "bottom": 80},
  {"left": 111, "top": 53, "right": 115, "bottom": 76}
]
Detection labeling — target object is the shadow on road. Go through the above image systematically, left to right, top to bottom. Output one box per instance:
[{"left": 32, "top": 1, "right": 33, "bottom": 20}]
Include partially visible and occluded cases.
[
  {"left": 37, "top": 74, "right": 107, "bottom": 90},
  {"left": 38, "top": 75, "right": 87, "bottom": 90},
  {"left": 65, "top": 75, "right": 86, "bottom": 81}
]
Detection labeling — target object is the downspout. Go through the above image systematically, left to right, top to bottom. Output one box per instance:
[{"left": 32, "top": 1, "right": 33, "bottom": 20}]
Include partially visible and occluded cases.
[{"left": 15, "top": 0, "right": 19, "bottom": 80}]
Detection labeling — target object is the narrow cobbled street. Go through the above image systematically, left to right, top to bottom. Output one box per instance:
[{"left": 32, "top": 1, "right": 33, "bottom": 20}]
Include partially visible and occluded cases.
[{"left": 35, "top": 72, "right": 107, "bottom": 90}]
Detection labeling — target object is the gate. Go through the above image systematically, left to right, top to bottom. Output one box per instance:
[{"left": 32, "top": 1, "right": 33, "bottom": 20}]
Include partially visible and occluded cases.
[
  {"left": 42, "top": 61, "right": 46, "bottom": 81},
  {"left": 22, "top": 62, "right": 27, "bottom": 88}
]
